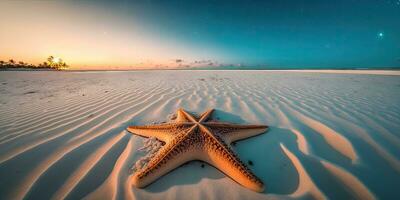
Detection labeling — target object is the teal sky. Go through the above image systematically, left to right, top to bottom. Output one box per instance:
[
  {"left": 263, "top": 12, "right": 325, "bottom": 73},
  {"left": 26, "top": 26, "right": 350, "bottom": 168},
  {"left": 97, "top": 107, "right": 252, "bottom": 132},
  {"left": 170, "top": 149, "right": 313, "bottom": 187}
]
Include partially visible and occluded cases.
[{"left": 1, "top": 0, "right": 400, "bottom": 69}]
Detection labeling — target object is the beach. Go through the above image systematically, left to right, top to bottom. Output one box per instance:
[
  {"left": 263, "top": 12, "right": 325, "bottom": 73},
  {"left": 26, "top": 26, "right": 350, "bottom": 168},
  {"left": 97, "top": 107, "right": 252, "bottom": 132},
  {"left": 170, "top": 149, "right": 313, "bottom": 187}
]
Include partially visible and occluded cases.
[{"left": 0, "top": 70, "right": 399, "bottom": 200}]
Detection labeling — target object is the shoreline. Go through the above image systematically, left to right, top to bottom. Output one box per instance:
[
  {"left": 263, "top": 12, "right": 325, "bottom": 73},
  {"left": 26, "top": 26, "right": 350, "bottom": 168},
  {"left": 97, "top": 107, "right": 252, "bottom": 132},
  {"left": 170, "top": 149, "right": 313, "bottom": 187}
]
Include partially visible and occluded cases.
[
  {"left": 0, "top": 68, "right": 58, "bottom": 71},
  {"left": 1, "top": 69, "right": 400, "bottom": 76}
]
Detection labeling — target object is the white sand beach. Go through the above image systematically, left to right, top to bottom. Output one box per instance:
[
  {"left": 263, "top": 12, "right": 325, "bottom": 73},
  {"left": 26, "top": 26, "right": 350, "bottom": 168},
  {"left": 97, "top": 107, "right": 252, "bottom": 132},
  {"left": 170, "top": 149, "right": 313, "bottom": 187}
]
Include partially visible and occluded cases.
[{"left": 0, "top": 70, "right": 399, "bottom": 200}]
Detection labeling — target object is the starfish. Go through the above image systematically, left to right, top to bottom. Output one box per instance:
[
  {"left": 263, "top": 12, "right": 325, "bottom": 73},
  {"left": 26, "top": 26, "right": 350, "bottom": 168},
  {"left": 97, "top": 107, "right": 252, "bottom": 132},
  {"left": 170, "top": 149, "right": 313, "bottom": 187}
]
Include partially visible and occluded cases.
[{"left": 127, "top": 108, "right": 268, "bottom": 192}]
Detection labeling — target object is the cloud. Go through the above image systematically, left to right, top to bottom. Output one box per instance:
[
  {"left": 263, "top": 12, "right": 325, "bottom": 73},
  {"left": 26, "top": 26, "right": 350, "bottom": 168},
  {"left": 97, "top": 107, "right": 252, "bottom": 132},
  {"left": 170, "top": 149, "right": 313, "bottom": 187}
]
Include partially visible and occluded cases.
[{"left": 193, "top": 59, "right": 212, "bottom": 64}]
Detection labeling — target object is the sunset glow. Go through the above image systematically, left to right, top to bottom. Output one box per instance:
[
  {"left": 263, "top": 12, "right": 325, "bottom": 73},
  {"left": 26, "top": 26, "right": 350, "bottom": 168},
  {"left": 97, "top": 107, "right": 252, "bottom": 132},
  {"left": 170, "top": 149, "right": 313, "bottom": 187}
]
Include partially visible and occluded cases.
[
  {"left": 1, "top": 0, "right": 399, "bottom": 70},
  {"left": 0, "top": 1, "right": 226, "bottom": 70},
  {"left": 52, "top": 57, "right": 61, "bottom": 64}
]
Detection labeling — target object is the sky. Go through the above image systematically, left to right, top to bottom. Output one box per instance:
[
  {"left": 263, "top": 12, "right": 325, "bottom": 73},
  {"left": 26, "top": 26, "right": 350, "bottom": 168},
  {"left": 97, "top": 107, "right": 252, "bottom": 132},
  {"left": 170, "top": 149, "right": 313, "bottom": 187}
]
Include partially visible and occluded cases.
[{"left": 0, "top": 0, "right": 399, "bottom": 70}]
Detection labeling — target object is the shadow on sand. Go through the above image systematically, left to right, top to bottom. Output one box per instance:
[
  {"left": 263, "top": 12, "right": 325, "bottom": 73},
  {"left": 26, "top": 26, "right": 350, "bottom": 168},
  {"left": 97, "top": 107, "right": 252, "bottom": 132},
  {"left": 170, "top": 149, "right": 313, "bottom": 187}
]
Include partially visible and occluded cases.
[{"left": 141, "top": 109, "right": 302, "bottom": 195}]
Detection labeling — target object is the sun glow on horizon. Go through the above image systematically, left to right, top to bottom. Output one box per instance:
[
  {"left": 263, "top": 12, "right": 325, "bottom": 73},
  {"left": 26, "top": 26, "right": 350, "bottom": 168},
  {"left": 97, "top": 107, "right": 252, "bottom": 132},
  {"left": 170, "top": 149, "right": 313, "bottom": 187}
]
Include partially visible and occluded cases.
[
  {"left": 0, "top": 1, "right": 226, "bottom": 70},
  {"left": 52, "top": 57, "right": 61, "bottom": 64}
]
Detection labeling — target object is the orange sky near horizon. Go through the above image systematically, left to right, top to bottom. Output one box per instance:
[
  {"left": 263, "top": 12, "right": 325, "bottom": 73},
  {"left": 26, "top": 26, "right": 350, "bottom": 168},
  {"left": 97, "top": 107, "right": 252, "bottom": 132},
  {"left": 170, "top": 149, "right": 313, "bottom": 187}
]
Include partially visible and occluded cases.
[{"left": 0, "top": 1, "right": 225, "bottom": 70}]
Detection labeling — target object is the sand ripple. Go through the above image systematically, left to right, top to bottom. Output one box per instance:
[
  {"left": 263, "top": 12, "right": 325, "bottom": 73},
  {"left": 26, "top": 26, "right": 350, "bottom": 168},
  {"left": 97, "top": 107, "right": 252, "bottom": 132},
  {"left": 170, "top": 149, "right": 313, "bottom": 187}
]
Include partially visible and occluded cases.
[{"left": 0, "top": 71, "right": 399, "bottom": 199}]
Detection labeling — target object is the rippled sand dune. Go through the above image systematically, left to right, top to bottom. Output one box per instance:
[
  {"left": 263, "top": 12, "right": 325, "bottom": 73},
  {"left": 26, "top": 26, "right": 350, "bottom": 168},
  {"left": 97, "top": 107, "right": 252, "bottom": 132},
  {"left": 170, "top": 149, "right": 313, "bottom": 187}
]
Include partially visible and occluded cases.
[{"left": 0, "top": 70, "right": 399, "bottom": 200}]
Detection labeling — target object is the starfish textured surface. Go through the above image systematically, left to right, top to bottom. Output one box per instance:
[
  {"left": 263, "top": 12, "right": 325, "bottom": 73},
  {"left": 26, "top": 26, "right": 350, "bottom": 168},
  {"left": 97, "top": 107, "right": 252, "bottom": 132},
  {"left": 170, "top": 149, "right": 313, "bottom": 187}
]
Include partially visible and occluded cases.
[{"left": 127, "top": 108, "right": 269, "bottom": 192}]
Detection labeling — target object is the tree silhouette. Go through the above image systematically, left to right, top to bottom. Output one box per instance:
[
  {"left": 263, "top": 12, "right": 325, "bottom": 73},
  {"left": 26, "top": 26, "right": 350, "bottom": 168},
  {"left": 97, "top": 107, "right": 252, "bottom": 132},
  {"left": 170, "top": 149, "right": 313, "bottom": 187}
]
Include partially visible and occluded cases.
[
  {"left": 1, "top": 56, "right": 69, "bottom": 70},
  {"left": 46, "top": 56, "right": 69, "bottom": 70},
  {"left": 47, "top": 56, "right": 54, "bottom": 64},
  {"left": 39, "top": 62, "right": 49, "bottom": 68}
]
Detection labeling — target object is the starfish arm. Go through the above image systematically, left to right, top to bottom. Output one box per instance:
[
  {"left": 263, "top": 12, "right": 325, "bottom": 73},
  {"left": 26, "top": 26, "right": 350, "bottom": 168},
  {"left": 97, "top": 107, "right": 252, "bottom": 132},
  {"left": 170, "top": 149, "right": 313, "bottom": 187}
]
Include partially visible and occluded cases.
[
  {"left": 199, "top": 108, "right": 215, "bottom": 122},
  {"left": 175, "top": 109, "right": 191, "bottom": 122},
  {"left": 178, "top": 109, "right": 198, "bottom": 122},
  {"left": 204, "top": 122, "right": 268, "bottom": 143},
  {"left": 127, "top": 123, "right": 190, "bottom": 142},
  {"left": 131, "top": 125, "right": 200, "bottom": 188},
  {"left": 199, "top": 125, "right": 265, "bottom": 192}
]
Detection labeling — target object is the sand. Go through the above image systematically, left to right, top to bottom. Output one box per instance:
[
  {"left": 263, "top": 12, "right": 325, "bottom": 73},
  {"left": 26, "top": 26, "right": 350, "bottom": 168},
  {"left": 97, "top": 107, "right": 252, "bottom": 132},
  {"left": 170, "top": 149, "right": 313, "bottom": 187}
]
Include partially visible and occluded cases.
[{"left": 0, "top": 70, "right": 399, "bottom": 200}]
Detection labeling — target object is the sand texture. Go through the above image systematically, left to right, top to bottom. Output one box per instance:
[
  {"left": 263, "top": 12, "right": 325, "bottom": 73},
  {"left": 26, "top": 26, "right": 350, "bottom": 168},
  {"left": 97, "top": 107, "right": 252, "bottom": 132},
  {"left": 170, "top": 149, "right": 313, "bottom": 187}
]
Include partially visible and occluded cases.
[{"left": 0, "top": 70, "right": 399, "bottom": 200}]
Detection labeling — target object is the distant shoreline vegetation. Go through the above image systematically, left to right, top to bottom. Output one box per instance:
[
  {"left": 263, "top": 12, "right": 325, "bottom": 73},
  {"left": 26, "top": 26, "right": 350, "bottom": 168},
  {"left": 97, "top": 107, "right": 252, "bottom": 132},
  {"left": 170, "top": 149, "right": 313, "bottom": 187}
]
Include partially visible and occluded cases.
[{"left": 0, "top": 56, "right": 69, "bottom": 71}]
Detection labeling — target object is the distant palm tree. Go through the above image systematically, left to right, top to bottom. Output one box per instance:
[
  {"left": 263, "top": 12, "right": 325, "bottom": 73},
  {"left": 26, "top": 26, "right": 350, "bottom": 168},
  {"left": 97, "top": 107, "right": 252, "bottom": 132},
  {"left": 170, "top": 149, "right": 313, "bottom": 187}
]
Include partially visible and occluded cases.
[
  {"left": 46, "top": 56, "right": 69, "bottom": 70},
  {"left": 47, "top": 56, "right": 54, "bottom": 63},
  {"left": 47, "top": 56, "right": 56, "bottom": 69},
  {"left": 6, "top": 59, "right": 16, "bottom": 68},
  {"left": 0, "top": 60, "right": 4, "bottom": 66},
  {"left": 18, "top": 61, "right": 25, "bottom": 66}
]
